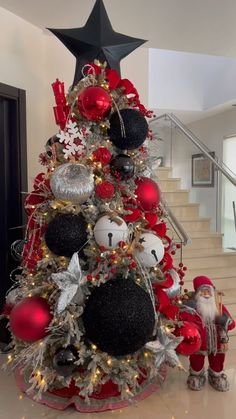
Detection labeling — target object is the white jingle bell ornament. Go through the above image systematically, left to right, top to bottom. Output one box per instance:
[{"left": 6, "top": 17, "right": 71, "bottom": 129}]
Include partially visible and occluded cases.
[
  {"left": 50, "top": 163, "right": 94, "bottom": 204},
  {"left": 94, "top": 215, "right": 128, "bottom": 249},
  {"left": 134, "top": 233, "right": 165, "bottom": 268},
  {"left": 164, "top": 269, "right": 181, "bottom": 299}
]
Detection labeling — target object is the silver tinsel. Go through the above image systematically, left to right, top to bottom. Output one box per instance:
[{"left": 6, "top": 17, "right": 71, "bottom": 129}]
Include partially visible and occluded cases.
[
  {"left": 50, "top": 163, "right": 94, "bottom": 204},
  {"left": 51, "top": 252, "right": 86, "bottom": 314}
]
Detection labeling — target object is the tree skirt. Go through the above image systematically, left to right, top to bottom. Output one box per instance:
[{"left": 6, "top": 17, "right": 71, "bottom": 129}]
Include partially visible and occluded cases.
[{"left": 15, "top": 366, "right": 166, "bottom": 412}]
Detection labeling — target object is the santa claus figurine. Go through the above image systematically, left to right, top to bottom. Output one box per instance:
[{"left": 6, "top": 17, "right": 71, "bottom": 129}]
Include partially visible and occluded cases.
[{"left": 181, "top": 275, "right": 235, "bottom": 391}]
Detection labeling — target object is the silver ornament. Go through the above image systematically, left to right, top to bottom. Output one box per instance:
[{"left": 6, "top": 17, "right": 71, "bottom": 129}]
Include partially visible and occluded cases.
[
  {"left": 50, "top": 163, "right": 94, "bottom": 204},
  {"left": 51, "top": 252, "right": 86, "bottom": 314},
  {"left": 164, "top": 269, "right": 181, "bottom": 299},
  {"left": 146, "top": 327, "right": 183, "bottom": 369}
]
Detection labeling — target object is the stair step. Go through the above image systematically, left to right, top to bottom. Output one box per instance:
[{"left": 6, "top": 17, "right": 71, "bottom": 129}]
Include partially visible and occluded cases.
[
  {"left": 155, "top": 167, "right": 172, "bottom": 179},
  {"left": 159, "top": 178, "right": 181, "bottom": 192},
  {"left": 162, "top": 190, "right": 189, "bottom": 204},
  {"left": 169, "top": 203, "right": 200, "bottom": 220},
  {"left": 176, "top": 218, "right": 211, "bottom": 233},
  {"left": 186, "top": 234, "right": 223, "bottom": 249},
  {"left": 180, "top": 247, "right": 226, "bottom": 258},
  {"left": 183, "top": 252, "right": 236, "bottom": 270},
  {"left": 184, "top": 271, "right": 236, "bottom": 290},
  {"left": 229, "top": 331, "right": 236, "bottom": 349}
]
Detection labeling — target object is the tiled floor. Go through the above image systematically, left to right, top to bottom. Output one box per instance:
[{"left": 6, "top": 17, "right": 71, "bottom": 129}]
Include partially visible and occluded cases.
[{"left": 0, "top": 350, "right": 236, "bottom": 419}]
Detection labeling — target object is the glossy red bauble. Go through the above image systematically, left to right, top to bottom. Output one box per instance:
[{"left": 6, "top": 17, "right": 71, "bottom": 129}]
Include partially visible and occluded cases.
[
  {"left": 78, "top": 86, "right": 112, "bottom": 121},
  {"left": 92, "top": 147, "right": 112, "bottom": 165},
  {"left": 135, "top": 177, "right": 160, "bottom": 212},
  {"left": 95, "top": 181, "right": 115, "bottom": 200},
  {"left": 10, "top": 297, "right": 52, "bottom": 342},
  {"left": 174, "top": 321, "right": 202, "bottom": 356}
]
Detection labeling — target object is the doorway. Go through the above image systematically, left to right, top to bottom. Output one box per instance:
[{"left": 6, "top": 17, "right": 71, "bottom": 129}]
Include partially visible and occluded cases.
[
  {"left": 0, "top": 82, "right": 27, "bottom": 310},
  {"left": 222, "top": 135, "right": 236, "bottom": 249}
]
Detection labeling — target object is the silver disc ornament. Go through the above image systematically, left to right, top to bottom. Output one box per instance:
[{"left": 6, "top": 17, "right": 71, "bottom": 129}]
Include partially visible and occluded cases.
[{"left": 50, "top": 163, "right": 94, "bottom": 204}]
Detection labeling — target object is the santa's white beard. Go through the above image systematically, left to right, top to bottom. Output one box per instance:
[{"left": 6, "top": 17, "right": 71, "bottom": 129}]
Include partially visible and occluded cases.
[{"left": 196, "top": 294, "right": 219, "bottom": 323}]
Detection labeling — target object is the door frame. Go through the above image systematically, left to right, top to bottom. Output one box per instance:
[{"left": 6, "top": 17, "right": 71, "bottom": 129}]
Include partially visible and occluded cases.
[{"left": 0, "top": 82, "right": 27, "bottom": 307}]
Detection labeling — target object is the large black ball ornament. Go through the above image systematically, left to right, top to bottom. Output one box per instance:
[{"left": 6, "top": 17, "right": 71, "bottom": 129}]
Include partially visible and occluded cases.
[
  {"left": 109, "top": 109, "right": 148, "bottom": 150},
  {"left": 110, "top": 154, "right": 135, "bottom": 180},
  {"left": 45, "top": 213, "right": 87, "bottom": 257},
  {"left": 82, "top": 277, "right": 155, "bottom": 356},
  {"left": 53, "top": 345, "right": 78, "bottom": 377}
]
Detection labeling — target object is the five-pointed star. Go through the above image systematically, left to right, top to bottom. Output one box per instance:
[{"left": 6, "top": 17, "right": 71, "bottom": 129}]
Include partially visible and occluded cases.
[
  {"left": 48, "top": 0, "right": 146, "bottom": 86},
  {"left": 51, "top": 252, "right": 85, "bottom": 314},
  {"left": 145, "top": 327, "right": 183, "bottom": 369}
]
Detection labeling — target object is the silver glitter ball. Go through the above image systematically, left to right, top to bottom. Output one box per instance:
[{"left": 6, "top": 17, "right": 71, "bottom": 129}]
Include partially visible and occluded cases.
[{"left": 50, "top": 163, "right": 94, "bottom": 204}]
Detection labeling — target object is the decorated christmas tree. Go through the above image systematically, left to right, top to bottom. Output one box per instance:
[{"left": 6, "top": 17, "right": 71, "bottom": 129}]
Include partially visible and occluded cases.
[{"left": 1, "top": 0, "right": 202, "bottom": 412}]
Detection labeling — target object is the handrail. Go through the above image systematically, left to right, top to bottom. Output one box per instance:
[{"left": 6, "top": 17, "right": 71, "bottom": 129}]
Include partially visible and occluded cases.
[
  {"left": 150, "top": 113, "right": 236, "bottom": 187},
  {"left": 161, "top": 199, "right": 191, "bottom": 246}
]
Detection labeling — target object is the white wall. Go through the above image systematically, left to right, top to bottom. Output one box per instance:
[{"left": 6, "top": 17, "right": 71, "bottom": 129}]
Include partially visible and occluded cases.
[
  {"left": 0, "top": 7, "right": 149, "bottom": 188},
  {"left": 0, "top": 7, "right": 48, "bottom": 188}
]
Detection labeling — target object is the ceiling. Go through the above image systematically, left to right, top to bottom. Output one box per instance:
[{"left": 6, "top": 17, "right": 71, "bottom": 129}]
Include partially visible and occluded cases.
[{"left": 1, "top": 0, "right": 236, "bottom": 57}]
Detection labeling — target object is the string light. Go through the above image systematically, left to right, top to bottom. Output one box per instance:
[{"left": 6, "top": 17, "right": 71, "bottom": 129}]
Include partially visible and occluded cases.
[
  {"left": 91, "top": 344, "right": 97, "bottom": 351},
  {"left": 107, "top": 358, "right": 112, "bottom": 366}
]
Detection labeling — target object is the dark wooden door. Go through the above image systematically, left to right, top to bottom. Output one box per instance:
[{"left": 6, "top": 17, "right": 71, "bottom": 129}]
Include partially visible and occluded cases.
[{"left": 0, "top": 83, "right": 27, "bottom": 310}]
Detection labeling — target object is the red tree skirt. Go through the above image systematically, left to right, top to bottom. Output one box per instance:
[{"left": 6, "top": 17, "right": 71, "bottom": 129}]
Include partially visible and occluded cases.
[{"left": 15, "top": 366, "right": 166, "bottom": 412}]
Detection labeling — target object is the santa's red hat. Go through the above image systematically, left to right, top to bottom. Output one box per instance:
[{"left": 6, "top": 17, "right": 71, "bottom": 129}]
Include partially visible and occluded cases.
[{"left": 193, "top": 276, "right": 215, "bottom": 292}]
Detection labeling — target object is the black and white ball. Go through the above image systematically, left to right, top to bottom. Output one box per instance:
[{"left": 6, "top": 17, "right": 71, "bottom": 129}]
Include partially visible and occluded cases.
[
  {"left": 109, "top": 109, "right": 148, "bottom": 150},
  {"left": 50, "top": 163, "right": 94, "bottom": 204},
  {"left": 45, "top": 213, "right": 88, "bottom": 257},
  {"left": 94, "top": 215, "right": 128, "bottom": 249},
  {"left": 134, "top": 233, "right": 165, "bottom": 268},
  {"left": 82, "top": 277, "right": 155, "bottom": 356},
  {"left": 53, "top": 345, "right": 78, "bottom": 377}
]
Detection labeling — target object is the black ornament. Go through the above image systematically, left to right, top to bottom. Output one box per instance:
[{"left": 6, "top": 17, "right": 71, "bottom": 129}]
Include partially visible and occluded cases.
[
  {"left": 48, "top": 0, "right": 146, "bottom": 86},
  {"left": 109, "top": 109, "right": 148, "bottom": 150},
  {"left": 45, "top": 135, "right": 60, "bottom": 157},
  {"left": 110, "top": 154, "right": 135, "bottom": 180},
  {"left": 45, "top": 214, "right": 88, "bottom": 257},
  {"left": 82, "top": 277, "right": 155, "bottom": 356},
  {"left": 0, "top": 318, "right": 11, "bottom": 345},
  {"left": 53, "top": 345, "right": 78, "bottom": 377}
]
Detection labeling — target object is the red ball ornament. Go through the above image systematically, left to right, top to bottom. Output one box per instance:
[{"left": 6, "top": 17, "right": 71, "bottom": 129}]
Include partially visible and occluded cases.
[
  {"left": 78, "top": 86, "right": 112, "bottom": 121},
  {"left": 92, "top": 147, "right": 112, "bottom": 165},
  {"left": 135, "top": 177, "right": 160, "bottom": 212},
  {"left": 95, "top": 181, "right": 115, "bottom": 200},
  {"left": 10, "top": 297, "right": 52, "bottom": 342},
  {"left": 174, "top": 322, "right": 202, "bottom": 356}
]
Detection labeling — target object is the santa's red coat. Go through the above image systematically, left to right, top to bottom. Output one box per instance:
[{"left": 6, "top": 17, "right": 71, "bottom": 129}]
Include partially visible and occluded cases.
[{"left": 179, "top": 303, "right": 235, "bottom": 353}]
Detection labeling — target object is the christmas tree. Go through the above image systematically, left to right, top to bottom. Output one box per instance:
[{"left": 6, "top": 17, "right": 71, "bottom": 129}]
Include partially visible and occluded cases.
[{"left": 2, "top": 0, "right": 202, "bottom": 412}]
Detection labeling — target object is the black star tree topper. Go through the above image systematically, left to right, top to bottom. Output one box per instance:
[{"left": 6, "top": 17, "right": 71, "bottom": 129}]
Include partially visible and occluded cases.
[{"left": 48, "top": 0, "right": 146, "bottom": 86}]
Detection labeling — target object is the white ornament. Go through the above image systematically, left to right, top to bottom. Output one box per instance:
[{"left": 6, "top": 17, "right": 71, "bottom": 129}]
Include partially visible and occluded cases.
[
  {"left": 57, "top": 120, "right": 87, "bottom": 159},
  {"left": 94, "top": 215, "right": 128, "bottom": 249},
  {"left": 134, "top": 233, "right": 164, "bottom": 268}
]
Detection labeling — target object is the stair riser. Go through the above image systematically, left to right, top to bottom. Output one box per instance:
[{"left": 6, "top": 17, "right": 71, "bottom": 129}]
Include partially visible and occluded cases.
[
  {"left": 155, "top": 169, "right": 172, "bottom": 179},
  {"left": 159, "top": 179, "right": 181, "bottom": 192},
  {"left": 162, "top": 191, "right": 189, "bottom": 204},
  {"left": 170, "top": 205, "right": 200, "bottom": 219},
  {"left": 178, "top": 220, "right": 211, "bottom": 232},
  {"left": 186, "top": 236, "right": 222, "bottom": 249},
  {"left": 180, "top": 248, "right": 224, "bottom": 258},
  {"left": 183, "top": 255, "right": 236, "bottom": 270},
  {"left": 184, "top": 276, "right": 236, "bottom": 290},
  {"left": 229, "top": 334, "right": 236, "bottom": 349}
]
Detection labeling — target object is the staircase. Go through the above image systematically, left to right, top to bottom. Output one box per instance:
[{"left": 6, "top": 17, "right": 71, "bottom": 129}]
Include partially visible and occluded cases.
[{"left": 156, "top": 166, "right": 236, "bottom": 348}]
